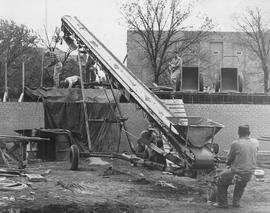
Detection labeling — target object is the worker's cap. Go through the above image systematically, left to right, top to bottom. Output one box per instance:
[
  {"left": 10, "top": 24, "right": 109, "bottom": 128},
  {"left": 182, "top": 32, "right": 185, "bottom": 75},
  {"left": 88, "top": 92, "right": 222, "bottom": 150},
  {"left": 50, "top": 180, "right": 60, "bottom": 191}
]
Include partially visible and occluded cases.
[{"left": 238, "top": 124, "right": 250, "bottom": 135}]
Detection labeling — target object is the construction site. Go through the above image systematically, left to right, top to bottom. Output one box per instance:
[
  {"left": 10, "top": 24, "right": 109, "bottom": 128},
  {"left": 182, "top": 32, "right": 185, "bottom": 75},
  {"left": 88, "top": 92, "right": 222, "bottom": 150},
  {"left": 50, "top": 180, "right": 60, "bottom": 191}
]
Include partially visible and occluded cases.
[{"left": 0, "top": 2, "right": 270, "bottom": 212}]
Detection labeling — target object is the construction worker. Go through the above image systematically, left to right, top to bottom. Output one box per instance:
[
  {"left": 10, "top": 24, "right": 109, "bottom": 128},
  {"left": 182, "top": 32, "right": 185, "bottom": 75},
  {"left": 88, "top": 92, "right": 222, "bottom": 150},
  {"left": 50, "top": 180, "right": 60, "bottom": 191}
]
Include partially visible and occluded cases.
[
  {"left": 44, "top": 51, "right": 63, "bottom": 88},
  {"left": 169, "top": 53, "right": 182, "bottom": 91},
  {"left": 85, "top": 55, "right": 96, "bottom": 83},
  {"left": 53, "top": 61, "right": 63, "bottom": 88},
  {"left": 94, "top": 62, "right": 107, "bottom": 84},
  {"left": 63, "top": 75, "right": 80, "bottom": 88},
  {"left": 136, "top": 125, "right": 166, "bottom": 165},
  {"left": 213, "top": 125, "right": 259, "bottom": 208},
  {"left": 136, "top": 126, "right": 156, "bottom": 159},
  {"left": 148, "top": 129, "right": 166, "bottom": 165}
]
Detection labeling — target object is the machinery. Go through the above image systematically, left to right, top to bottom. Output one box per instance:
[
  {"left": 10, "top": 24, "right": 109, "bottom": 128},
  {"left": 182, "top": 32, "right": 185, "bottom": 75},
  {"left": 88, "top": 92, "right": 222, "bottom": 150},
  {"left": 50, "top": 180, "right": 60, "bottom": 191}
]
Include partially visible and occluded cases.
[{"left": 60, "top": 15, "right": 224, "bottom": 173}]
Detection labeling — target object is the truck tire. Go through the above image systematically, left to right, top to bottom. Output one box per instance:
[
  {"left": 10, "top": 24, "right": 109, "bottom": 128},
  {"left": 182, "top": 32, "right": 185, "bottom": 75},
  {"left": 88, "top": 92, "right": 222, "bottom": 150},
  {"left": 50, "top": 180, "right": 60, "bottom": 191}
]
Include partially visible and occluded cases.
[{"left": 70, "top": 144, "right": 80, "bottom": 170}]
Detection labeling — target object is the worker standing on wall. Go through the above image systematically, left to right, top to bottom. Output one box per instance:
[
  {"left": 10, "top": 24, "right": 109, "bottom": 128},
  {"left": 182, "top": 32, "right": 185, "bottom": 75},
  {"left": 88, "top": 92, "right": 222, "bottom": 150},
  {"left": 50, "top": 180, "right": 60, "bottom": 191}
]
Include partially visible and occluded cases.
[
  {"left": 169, "top": 53, "right": 182, "bottom": 91},
  {"left": 85, "top": 55, "right": 97, "bottom": 83},
  {"left": 53, "top": 61, "right": 63, "bottom": 88},
  {"left": 94, "top": 62, "right": 107, "bottom": 84},
  {"left": 213, "top": 125, "right": 258, "bottom": 208}
]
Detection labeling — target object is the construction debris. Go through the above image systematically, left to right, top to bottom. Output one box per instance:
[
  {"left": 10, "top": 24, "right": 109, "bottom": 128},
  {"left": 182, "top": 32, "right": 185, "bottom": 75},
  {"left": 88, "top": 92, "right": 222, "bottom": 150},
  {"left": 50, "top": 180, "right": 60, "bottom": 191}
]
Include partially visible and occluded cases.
[
  {"left": 87, "top": 157, "right": 110, "bottom": 166},
  {"left": 0, "top": 168, "right": 22, "bottom": 177},
  {"left": 0, "top": 168, "right": 22, "bottom": 176},
  {"left": 41, "top": 169, "right": 51, "bottom": 176},
  {"left": 25, "top": 174, "right": 46, "bottom": 182},
  {"left": 0, "top": 177, "right": 7, "bottom": 182},
  {"left": 56, "top": 180, "right": 85, "bottom": 193},
  {"left": 156, "top": 180, "right": 177, "bottom": 189},
  {"left": 0, "top": 182, "right": 28, "bottom": 191},
  {"left": 8, "top": 208, "right": 21, "bottom": 213}
]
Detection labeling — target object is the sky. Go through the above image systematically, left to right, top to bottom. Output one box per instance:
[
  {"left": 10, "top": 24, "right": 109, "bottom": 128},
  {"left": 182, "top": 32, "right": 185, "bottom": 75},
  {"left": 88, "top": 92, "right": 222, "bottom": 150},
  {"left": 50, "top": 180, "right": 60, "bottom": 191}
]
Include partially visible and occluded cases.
[{"left": 0, "top": 0, "right": 270, "bottom": 60}]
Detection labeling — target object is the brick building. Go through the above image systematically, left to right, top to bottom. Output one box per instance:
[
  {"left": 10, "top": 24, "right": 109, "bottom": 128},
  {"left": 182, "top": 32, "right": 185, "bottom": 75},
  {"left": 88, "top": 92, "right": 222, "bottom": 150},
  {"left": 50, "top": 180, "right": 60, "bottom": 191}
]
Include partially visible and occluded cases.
[{"left": 127, "top": 31, "right": 265, "bottom": 93}]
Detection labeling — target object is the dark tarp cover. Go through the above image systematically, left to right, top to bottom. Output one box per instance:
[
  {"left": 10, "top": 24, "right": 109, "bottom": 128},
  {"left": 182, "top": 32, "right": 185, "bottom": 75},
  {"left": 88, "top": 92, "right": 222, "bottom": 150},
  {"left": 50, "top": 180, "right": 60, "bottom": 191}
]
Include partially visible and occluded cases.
[
  {"left": 24, "top": 87, "right": 122, "bottom": 103},
  {"left": 25, "top": 87, "right": 124, "bottom": 152},
  {"left": 44, "top": 102, "right": 121, "bottom": 152}
]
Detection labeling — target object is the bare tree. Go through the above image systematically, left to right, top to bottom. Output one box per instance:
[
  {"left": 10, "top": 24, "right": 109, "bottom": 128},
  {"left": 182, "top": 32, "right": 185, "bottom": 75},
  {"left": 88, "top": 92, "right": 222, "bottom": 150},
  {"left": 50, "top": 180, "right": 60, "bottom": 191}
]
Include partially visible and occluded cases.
[
  {"left": 121, "top": 0, "right": 213, "bottom": 84},
  {"left": 236, "top": 8, "right": 270, "bottom": 93},
  {"left": 38, "top": 27, "right": 73, "bottom": 66},
  {"left": 38, "top": 27, "right": 75, "bottom": 87}
]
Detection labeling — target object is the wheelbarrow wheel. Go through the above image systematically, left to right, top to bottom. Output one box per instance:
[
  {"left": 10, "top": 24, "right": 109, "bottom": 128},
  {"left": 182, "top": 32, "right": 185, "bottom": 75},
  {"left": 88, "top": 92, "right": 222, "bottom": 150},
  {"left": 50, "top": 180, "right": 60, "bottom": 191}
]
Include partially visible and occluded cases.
[{"left": 70, "top": 144, "right": 79, "bottom": 170}]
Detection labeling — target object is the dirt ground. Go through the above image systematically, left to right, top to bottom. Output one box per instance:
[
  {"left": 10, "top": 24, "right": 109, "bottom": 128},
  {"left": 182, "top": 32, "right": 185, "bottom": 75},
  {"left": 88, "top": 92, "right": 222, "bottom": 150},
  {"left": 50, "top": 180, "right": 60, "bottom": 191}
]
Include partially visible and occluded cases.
[{"left": 0, "top": 158, "right": 269, "bottom": 213}]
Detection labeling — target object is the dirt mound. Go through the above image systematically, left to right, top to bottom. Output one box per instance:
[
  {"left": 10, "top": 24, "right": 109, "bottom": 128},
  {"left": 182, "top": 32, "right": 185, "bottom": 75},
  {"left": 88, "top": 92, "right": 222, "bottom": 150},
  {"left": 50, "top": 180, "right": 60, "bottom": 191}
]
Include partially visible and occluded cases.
[{"left": 14, "top": 202, "right": 138, "bottom": 213}]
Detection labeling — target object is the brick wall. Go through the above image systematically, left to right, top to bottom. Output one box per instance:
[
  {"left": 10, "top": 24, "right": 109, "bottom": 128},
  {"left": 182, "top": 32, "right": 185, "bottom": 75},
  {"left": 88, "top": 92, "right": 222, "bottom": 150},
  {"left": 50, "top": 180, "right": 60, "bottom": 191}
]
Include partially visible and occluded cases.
[
  {"left": 1, "top": 102, "right": 269, "bottom": 152},
  {"left": 0, "top": 103, "right": 44, "bottom": 135}
]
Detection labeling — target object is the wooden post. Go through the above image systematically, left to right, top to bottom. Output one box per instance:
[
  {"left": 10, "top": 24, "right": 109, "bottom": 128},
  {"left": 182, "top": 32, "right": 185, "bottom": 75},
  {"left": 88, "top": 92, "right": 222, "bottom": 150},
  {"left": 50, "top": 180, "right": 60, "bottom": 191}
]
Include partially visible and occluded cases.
[
  {"left": 77, "top": 49, "right": 92, "bottom": 151},
  {"left": 40, "top": 54, "right": 44, "bottom": 87},
  {"left": 3, "top": 61, "right": 8, "bottom": 102},
  {"left": 18, "top": 61, "right": 25, "bottom": 102},
  {"left": 22, "top": 61, "right": 25, "bottom": 92},
  {"left": 5, "top": 62, "right": 7, "bottom": 92},
  {"left": 117, "top": 124, "right": 122, "bottom": 153}
]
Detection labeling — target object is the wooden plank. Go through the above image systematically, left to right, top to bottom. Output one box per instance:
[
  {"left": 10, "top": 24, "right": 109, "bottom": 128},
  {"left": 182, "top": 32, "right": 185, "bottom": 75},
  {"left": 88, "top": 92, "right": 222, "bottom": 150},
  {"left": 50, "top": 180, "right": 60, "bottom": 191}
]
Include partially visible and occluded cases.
[
  {"left": 161, "top": 99, "right": 184, "bottom": 104},
  {"left": 162, "top": 99, "right": 187, "bottom": 118},
  {"left": 165, "top": 103, "right": 185, "bottom": 106},
  {"left": 171, "top": 107, "right": 186, "bottom": 110},
  {"left": 173, "top": 111, "right": 186, "bottom": 113},
  {"left": 0, "top": 135, "right": 50, "bottom": 141},
  {"left": 25, "top": 174, "right": 46, "bottom": 182}
]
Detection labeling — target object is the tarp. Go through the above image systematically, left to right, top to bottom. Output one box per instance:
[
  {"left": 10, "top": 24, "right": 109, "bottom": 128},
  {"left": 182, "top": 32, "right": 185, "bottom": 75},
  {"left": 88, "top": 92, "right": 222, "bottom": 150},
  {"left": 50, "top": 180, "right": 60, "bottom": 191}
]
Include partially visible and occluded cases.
[
  {"left": 23, "top": 87, "right": 123, "bottom": 152},
  {"left": 24, "top": 87, "right": 122, "bottom": 103},
  {"left": 44, "top": 102, "right": 121, "bottom": 152}
]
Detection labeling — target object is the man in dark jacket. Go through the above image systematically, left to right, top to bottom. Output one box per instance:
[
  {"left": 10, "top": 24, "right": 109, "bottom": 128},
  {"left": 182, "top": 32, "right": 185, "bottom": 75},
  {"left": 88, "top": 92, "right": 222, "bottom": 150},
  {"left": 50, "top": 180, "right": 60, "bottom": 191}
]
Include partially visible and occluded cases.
[
  {"left": 85, "top": 55, "right": 97, "bottom": 83},
  {"left": 213, "top": 125, "right": 258, "bottom": 208},
  {"left": 136, "top": 126, "right": 166, "bottom": 165}
]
